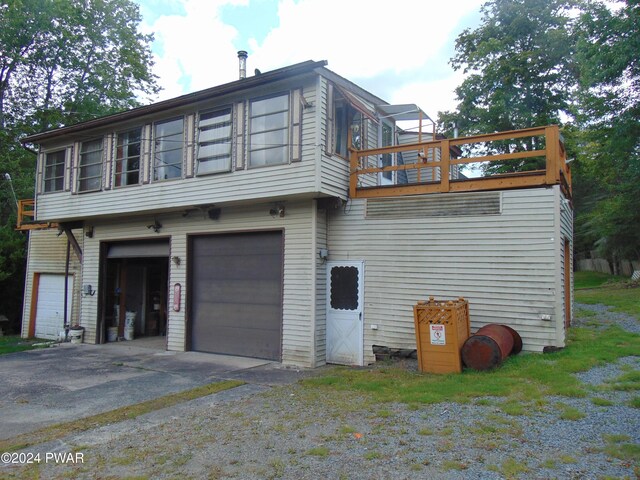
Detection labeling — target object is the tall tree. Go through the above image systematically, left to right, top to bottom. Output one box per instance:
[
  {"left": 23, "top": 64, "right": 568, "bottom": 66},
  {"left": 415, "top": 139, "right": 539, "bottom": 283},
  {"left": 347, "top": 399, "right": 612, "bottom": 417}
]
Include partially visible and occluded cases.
[
  {"left": 0, "top": 0, "right": 159, "bottom": 331},
  {"left": 1, "top": 0, "right": 159, "bottom": 133},
  {"left": 439, "top": 0, "right": 580, "bottom": 173},
  {"left": 573, "top": 0, "right": 640, "bottom": 263}
]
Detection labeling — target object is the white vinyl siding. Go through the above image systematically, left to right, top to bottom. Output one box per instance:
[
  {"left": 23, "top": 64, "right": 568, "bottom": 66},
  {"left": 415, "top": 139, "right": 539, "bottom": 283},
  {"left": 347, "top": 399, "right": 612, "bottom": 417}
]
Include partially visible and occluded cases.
[
  {"left": 249, "top": 93, "right": 289, "bottom": 167},
  {"left": 197, "top": 108, "right": 232, "bottom": 174},
  {"left": 154, "top": 117, "right": 184, "bottom": 181},
  {"left": 78, "top": 138, "right": 103, "bottom": 192},
  {"left": 327, "top": 188, "right": 562, "bottom": 364},
  {"left": 559, "top": 189, "right": 574, "bottom": 343},
  {"left": 77, "top": 200, "right": 317, "bottom": 366},
  {"left": 314, "top": 203, "right": 328, "bottom": 366},
  {"left": 21, "top": 229, "right": 82, "bottom": 338}
]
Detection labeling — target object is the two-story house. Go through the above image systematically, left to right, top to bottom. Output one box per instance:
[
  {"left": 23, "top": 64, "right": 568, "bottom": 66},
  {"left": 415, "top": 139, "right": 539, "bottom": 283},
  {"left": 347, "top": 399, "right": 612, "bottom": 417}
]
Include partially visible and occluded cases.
[{"left": 19, "top": 56, "right": 573, "bottom": 367}]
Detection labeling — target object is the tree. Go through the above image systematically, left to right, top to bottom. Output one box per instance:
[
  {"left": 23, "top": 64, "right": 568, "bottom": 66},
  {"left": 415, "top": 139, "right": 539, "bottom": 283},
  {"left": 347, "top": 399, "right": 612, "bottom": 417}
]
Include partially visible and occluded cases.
[
  {"left": 0, "top": 0, "right": 159, "bottom": 331},
  {"left": 1, "top": 0, "right": 159, "bottom": 133},
  {"left": 439, "top": 0, "right": 580, "bottom": 174},
  {"left": 573, "top": 0, "right": 640, "bottom": 263}
]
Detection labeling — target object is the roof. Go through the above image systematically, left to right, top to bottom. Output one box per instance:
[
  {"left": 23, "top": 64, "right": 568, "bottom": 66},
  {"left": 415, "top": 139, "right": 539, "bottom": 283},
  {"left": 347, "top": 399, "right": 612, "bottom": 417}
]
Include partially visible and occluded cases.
[
  {"left": 23, "top": 59, "right": 328, "bottom": 144},
  {"left": 376, "top": 104, "right": 434, "bottom": 124}
]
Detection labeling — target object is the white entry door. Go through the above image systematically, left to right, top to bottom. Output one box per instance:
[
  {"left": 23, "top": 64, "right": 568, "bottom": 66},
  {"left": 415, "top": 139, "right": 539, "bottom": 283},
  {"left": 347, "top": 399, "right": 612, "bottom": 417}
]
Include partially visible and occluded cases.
[
  {"left": 326, "top": 261, "right": 364, "bottom": 365},
  {"left": 35, "top": 274, "right": 74, "bottom": 339}
]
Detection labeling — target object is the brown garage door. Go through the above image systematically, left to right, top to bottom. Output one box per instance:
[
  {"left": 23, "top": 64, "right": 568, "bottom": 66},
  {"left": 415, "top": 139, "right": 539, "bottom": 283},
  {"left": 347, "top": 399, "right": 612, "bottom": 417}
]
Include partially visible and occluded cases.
[{"left": 190, "top": 231, "right": 283, "bottom": 360}]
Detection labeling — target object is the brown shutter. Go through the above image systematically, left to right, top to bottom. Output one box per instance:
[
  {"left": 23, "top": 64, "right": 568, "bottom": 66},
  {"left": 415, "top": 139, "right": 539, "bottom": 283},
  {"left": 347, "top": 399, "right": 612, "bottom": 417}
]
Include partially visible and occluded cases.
[
  {"left": 325, "top": 83, "right": 334, "bottom": 155},
  {"left": 291, "top": 89, "right": 302, "bottom": 163},
  {"left": 234, "top": 101, "right": 245, "bottom": 170},
  {"left": 186, "top": 114, "right": 195, "bottom": 178},
  {"left": 142, "top": 124, "right": 151, "bottom": 184},
  {"left": 104, "top": 134, "right": 113, "bottom": 190},
  {"left": 71, "top": 141, "right": 80, "bottom": 194},
  {"left": 64, "top": 147, "right": 73, "bottom": 192},
  {"left": 35, "top": 151, "right": 44, "bottom": 195}
]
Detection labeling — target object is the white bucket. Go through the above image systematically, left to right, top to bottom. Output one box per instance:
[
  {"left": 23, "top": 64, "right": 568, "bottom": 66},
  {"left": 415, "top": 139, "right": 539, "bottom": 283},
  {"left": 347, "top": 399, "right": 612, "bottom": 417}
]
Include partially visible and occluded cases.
[
  {"left": 125, "top": 312, "right": 136, "bottom": 328},
  {"left": 124, "top": 325, "right": 134, "bottom": 341},
  {"left": 107, "top": 327, "right": 118, "bottom": 342},
  {"left": 69, "top": 328, "right": 83, "bottom": 344}
]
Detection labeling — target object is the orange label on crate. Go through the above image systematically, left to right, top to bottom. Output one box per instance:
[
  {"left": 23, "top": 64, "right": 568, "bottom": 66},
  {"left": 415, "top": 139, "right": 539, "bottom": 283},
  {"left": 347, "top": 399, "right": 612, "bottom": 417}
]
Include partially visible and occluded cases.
[{"left": 430, "top": 324, "right": 446, "bottom": 345}]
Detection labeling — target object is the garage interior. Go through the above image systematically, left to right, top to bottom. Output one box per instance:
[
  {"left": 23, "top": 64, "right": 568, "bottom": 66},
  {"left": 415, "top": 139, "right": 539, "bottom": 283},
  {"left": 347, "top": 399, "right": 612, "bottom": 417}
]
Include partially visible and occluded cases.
[{"left": 101, "top": 240, "right": 169, "bottom": 342}]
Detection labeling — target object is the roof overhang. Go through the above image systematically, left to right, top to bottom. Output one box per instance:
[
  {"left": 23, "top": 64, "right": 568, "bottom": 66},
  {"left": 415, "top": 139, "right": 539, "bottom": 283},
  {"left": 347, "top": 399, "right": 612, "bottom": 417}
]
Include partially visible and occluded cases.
[
  {"left": 23, "top": 59, "right": 328, "bottom": 145},
  {"left": 334, "top": 84, "right": 378, "bottom": 123},
  {"left": 376, "top": 104, "right": 434, "bottom": 124}
]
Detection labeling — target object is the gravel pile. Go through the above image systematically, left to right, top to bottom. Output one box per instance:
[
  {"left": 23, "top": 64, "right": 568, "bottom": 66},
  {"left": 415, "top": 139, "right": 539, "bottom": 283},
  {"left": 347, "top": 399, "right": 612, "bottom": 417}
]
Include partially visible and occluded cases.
[{"left": 3, "top": 303, "right": 639, "bottom": 479}]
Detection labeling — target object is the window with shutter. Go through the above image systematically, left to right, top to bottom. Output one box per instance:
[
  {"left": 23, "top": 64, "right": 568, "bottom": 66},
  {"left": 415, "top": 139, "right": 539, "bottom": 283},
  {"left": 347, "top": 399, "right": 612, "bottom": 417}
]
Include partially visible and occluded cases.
[{"left": 197, "top": 108, "right": 232, "bottom": 174}]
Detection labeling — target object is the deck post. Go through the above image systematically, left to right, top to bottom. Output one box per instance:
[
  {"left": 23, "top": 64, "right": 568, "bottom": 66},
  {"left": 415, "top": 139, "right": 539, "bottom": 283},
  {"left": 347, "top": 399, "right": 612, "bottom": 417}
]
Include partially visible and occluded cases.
[
  {"left": 545, "top": 126, "right": 559, "bottom": 185},
  {"left": 440, "top": 139, "right": 450, "bottom": 192}
]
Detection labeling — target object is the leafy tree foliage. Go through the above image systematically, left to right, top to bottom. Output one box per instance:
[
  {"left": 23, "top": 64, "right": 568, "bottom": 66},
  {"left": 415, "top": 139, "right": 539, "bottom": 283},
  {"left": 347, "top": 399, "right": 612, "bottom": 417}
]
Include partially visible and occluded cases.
[
  {"left": 0, "top": 0, "right": 158, "bottom": 330},
  {"left": 440, "top": 0, "right": 579, "bottom": 173},
  {"left": 440, "top": 0, "right": 638, "bottom": 266},
  {"left": 574, "top": 0, "right": 640, "bottom": 262}
]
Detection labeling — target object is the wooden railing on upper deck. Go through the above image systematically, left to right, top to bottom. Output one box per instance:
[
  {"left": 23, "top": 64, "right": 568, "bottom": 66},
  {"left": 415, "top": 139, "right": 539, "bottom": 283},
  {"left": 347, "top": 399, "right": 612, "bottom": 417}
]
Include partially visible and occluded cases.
[
  {"left": 349, "top": 125, "right": 571, "bottom": 200},
  {"left": 16, "top": 199, "right": 56, "bottom": 231}
]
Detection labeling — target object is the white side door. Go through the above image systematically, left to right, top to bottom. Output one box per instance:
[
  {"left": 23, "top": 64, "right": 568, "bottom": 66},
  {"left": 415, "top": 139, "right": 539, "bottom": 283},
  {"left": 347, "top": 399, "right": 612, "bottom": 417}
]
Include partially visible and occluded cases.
[
  {"left": 326, "top": 261, "right": 364, "bottom": 365},
  {"left": 35, "top": 274, "right": 73, "bottom": 339}
]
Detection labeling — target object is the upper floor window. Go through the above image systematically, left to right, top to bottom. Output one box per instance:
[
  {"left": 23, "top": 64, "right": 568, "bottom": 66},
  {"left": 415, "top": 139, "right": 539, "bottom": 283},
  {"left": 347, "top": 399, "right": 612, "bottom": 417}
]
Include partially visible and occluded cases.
[
  {"left": 249, "top": 93, "right": 289, "bottom": 167},
  {"left": 197, "top": 108, "right": 232, "bottom": 174},
  {"left": 154, "top": 117, "right": 183, "bottom": 181},
  {"left": 115, "top": 127, "right": 141, "bottom": 187},
  {"left": 78, "top": 138, "right": 103, "bottom": 192},
  {"left": 43, "top": 150, "right": 65, "bottom": 193}
]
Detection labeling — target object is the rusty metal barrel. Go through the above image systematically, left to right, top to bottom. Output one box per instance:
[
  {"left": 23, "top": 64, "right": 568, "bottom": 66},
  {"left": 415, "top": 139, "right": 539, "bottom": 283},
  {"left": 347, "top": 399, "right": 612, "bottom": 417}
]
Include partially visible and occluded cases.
[{"left": 461, "top": 324, "right": 522, "bottom": 371}]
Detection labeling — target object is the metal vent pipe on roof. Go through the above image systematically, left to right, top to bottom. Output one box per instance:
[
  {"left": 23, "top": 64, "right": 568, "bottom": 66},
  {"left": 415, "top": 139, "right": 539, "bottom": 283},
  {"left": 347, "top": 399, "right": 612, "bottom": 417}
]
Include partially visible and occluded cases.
[{"left": 237, "top": 50, "right": 248, "bottom": 79}]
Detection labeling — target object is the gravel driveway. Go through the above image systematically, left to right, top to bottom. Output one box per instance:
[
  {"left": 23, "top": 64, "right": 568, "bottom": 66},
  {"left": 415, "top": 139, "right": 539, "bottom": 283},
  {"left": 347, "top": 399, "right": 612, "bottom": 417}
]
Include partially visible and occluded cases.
[{"left": 2, "top": 303, "right": 639, "bottom": 479}]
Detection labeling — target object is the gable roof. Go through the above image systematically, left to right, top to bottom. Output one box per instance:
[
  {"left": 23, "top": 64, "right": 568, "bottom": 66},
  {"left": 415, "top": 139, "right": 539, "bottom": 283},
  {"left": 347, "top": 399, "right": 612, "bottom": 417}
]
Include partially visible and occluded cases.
[{"left": 23, "top": 59, "right": 328, "bottom": 144}]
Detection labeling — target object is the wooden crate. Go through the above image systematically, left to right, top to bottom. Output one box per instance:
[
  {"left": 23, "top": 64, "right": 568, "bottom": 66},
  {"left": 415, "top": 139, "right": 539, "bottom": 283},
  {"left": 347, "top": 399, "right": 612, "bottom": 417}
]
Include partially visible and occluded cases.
[{"left": 413, "top": 297, "right": 470, "bottom": 374}]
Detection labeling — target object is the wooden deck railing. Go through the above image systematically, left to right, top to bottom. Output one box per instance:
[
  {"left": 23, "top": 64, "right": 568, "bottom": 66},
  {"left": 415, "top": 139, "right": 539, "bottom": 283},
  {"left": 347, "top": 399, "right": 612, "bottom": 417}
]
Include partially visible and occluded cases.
[
  {"left": 349, "top": 125, "right": 571, "bottom": 199},
  {"left": 16, "top": 199, "right": 56, "bottom": 230}
]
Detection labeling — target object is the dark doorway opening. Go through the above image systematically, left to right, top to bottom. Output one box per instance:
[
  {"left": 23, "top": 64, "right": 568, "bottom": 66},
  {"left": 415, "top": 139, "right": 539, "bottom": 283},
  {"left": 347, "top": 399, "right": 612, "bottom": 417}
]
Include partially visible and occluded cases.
[{"left": 101, "top": 239, "right": 169, "bottom": 342}]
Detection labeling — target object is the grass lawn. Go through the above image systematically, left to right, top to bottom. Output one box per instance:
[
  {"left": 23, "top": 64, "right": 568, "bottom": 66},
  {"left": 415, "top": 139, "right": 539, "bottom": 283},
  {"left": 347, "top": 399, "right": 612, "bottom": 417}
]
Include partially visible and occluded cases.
[
  {"left": 574, "top": 270, "right": 627, "bottom": 290},
  {"left": 303, "top": 271, "right": 639, "bottom": 409},
  {"left": 574, "top": 271, "right": 640, "bottom": 318},
  {"left": 0, "top": 336, "right": 54, "bottom": 356}
]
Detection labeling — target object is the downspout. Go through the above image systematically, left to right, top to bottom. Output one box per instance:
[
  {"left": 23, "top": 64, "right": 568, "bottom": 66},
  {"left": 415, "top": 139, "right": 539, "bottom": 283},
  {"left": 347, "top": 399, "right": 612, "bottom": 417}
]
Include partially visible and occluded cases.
[{"left": 64, "top": 239, "right": 71, "bottom": 341}]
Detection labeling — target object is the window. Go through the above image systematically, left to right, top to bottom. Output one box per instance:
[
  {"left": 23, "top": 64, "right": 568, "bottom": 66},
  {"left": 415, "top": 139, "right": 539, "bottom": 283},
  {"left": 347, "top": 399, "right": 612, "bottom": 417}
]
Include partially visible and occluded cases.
[
  {"left": 249, "top": 93, "right": 289, "bottom": 167},
  {"left": 334, "top": 102, "right": 365, "bottom": 157},
  {"left": 197, "top": 108, "right": 232, "bottom": 174},
  {"left": 154, "top": 117, "right": 183, "bottom": 181},
  {"left": 379, "top": 122, "right": 394, "bottom": 185},
  {"left": 114, "top": 127, "right": 141, "bottom": 187},
  {"left": 78, "top": 138, "right": 103, "bottom": 192},
  {"left": 43, "top": 150, "right": 65, "bottom": 192}
]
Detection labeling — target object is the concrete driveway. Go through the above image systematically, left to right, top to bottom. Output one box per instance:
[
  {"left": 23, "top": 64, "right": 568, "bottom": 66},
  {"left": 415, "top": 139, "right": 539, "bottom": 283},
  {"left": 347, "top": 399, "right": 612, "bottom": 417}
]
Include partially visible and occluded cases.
[{"left": 0, "top": 340, "right": 311, "bottom": 440}]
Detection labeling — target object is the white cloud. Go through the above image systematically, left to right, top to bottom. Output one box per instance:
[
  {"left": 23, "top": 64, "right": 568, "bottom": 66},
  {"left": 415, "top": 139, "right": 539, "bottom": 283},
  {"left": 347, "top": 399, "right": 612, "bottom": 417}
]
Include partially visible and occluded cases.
[
  {"left": 139, "top": 0, "right": 484, "bottom": 114},
  {"left": 140, "top": 0, "right": 249, "bottom": 101},
  {"left": 249, "top": 0, "right": 483, "bottom": 79},
  {"left": 389, "top": 69, "right": 469, "bottom": 120}
]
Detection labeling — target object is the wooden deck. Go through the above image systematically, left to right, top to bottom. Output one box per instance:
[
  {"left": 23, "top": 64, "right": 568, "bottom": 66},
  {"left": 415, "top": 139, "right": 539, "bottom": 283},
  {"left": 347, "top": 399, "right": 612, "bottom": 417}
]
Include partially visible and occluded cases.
[
  {"left": 349, "top": 125, "right": 571, "bottom": 200},
  {"left": 16, "top": 199, "right": 57, "bottom": 231}
]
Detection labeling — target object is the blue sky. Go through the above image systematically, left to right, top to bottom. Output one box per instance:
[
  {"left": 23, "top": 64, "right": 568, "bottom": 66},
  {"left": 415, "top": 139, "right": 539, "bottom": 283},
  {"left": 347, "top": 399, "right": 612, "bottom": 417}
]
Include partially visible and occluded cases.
[{"left": 135, "top": 0, "right": 484, "bottom": 118}]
